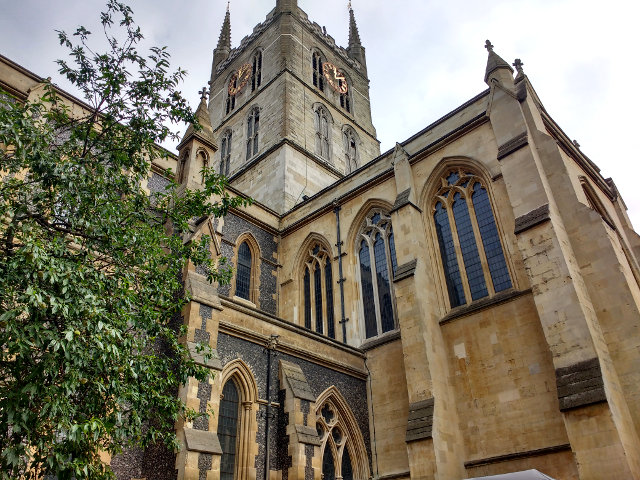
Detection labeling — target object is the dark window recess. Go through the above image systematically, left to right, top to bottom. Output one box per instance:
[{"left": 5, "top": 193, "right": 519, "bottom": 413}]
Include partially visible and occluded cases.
[
  {"left": 251, "top": 51, "right": 262, "bottom": 91},
  {"left": 313, "top": 52, "right": 324, "bottom": 91},
  {"left": 226, "top": 77, "right": 236, "bottom": 115},
  {"left": 220, "top": 131, "right": 232, "bottom": 176},
  {"left": 452, "top": 192, "right": 488, "bottom": 301},
  {"left": 434, "top": 202, "right": 466, "bottom": 307},
  {"left": 373, "top": 234, "right": 394, "bottom": 333},
  {"left": 359, "top": 240, "right": 377, "bottom": 339},
  {"left": 236, "top": 242, "right": 252, "bottom": 300},
  {"left": 325, "top": 261, "right": 335, "bottom": 339},
  {"left": 314, "top": 262, "right": 323, "bottom": 334},
  {"left": 304, "top": 268, "right": 312, "bottom": 329},
  {"left": 219, "top": 380, "right": 240, "bottom": 480},
  {"left": 322, "top": 444, "right": 336, "bottom": 480},
  {"left": 342, "top": 447, "right": 353, "bottom": 480}
]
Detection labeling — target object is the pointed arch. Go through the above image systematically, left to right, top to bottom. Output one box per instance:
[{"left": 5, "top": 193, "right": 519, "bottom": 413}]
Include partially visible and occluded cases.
[
  {"left": 311, "top": 48, "right": 326, "bottom": 92},
  {"left": 312, "top": 102, "right": 333, "bottom": 162},
  {"left": 342, "top": 125, "right": 360, "bottom": 174},
  {"left": 195, "top": 148, "right": 210, "bottom": 183},
  {"left": 345, "top": 198, "right": 394, "bottom": 258},
  {"left": 230, "top": 232, "right": 261, "bottom": 306},
  {"left": 218, "top": 359, "right": 259, "bottom": 480},
  {"left": 315, "top": 386, "right": 370, "bottom": 480}
]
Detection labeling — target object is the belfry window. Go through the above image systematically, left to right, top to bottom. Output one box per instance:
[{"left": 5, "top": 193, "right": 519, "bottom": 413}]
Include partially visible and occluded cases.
[
  {"left": 251, "top": 51, "right": 262, "bottom": 91},
  {"left": 312, "top": 51, "right": 325, "bottom": 92},
  {"left": 226, "top": 77, "right": 236, "bottom": 115},
  {"left": 339, "top": 82, "right": 350, "bottom": 113},
  {"left": 314, "top": 105, "right": 331, "bottom": 161},
  {"left": 246, "top": 107, "right": 260, "bottom": 160},
  {"left": 343, "top": 127, "right": 358, "bottom": 174},
  {"left": 220, "top": 130, "right": 232, "bottom": 176},
  {"left": 433, "top": 169, "right": 512, "bottom": 308},
  {"left": 357, "top": 211, "right": 397, "bottom": 339},
  {"left": 235, "top": 241, "right": 252, "bottom": 300},
  {"left": 302, "top": 243, "right": 336, "bottom": 338},
  {"left": 218, "top": 379, "right": 240, "bottom": 480}
]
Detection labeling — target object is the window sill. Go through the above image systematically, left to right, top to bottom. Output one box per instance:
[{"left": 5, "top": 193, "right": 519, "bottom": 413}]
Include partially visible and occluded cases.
[
  {"left": 439, "top": 288, "right": 532, "bottom": 326},
  {"left": 232, "top": 295, "right": 257, "bottom": 309},
  {"left": 359, "top": 329, "right": 401, "bottom": 351}
]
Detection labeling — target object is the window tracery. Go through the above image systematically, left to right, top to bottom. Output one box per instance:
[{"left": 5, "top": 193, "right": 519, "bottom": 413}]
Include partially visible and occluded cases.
[
  {"left": 251, "top": 50, "right": 262, "bottom": 92},
  {"left": 312, "top": 51, "right": 325, "bottom": 92},
  {"left": 314, "top": 105, "right": 331, "bottom": 161},
  {"left": 246, "top": 107, "right": 260, "bottom": 160},
  {"left": 342, "top": 127, "right": 359, "bottom": 174},
  {"left": 220, "top": 130, "right": 232, "bottom": 176},
  {"left": 432, "top": 169, "right": 512, "bottom": 308},
  {"left": 357, "top": 210, "right": 397, "bottom": 339},
  {"left": 302, "top": 242, "right": 336, "bottom": 338}
]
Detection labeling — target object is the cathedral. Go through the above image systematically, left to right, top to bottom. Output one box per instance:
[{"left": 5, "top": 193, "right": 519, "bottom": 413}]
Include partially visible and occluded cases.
[{"left": 2, "top": 0, "right": 640, "bottom": 478}]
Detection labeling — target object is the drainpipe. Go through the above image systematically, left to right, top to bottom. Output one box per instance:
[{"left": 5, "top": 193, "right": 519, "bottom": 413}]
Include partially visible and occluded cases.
[
  {"left": 333, "top": 200, "right": 348, "bottom": 343},
  {"left": 264, "top": 334, "right": 279, "bottom": 480}
]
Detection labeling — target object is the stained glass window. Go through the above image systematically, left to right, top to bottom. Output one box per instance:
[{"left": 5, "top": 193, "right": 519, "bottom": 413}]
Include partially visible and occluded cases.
[
  {"left": 433, "top": 170, "right": 512, "bottom": 308},
  {"left": 358, "top": 211, "right": 398, "bottom": 338},
  {"left": 236, "top": 242, "right": 252, "bottom": 300},
  {"left": 301, "top": 243, "right": 336, "bottom": 339},
  {"left": 325, "top": 261, "right": 335, "bottom": 339},
  {"left": 314, "top": 262, "right": 323, "bottom": 334},
  {"left": 304, "top": 268, "right": 311, "bottom": 329},
  {"left": 219, "top": 380, "right": 240, "bottom": 480}
]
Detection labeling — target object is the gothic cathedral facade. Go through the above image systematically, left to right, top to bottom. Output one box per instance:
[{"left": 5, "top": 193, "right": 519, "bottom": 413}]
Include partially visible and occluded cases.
[{"left": 3, "top": 0, "right": 640, "bottom": 478}]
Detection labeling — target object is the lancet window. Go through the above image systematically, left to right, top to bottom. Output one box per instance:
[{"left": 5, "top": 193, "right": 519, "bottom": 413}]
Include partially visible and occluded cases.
[
  {"left": 251, "top": 50, "right": 262, "bottom": 91},
  {"left": 312, "top": 51, "right": 325, "bottom": 92},
  {"left": 226, "top": 77, "right": 236, "bottom": 115},
  {"left": 339, "top": 81, "right": 350, "bottom": 113},
  {"left": 314, "top": 105, "right": 331, "bottom": 161},
  {"left": 246, "top": 107, "right": 260, "bottom": 160},
  {"left": 343, "top": 127, "right": 358, "bottom": 174},
  {"left": 220, "top": 130, "right": 232, "bottom": 176},
  {"left": 432, "top": 169, "right": 512, "bottom": 308},
  {"left": 357, "top": 210, "right": 398, "bottom": 339},
  {"left": 235, "top": 241, "right": 252, "bottom": 301},
  {"left": 302, "top": 243, "right": 336, "bottom": 339},
  {"left": 218, "top": 379, "right": 240, "bottom": 480},
  {"left": 316, "top": 399, "right": 360, "bottom": 480}
]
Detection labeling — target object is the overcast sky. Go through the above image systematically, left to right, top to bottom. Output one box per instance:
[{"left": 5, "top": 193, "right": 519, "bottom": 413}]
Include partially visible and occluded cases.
[{"left": 2, "top": 0, "right": 640, "bottom": 227}]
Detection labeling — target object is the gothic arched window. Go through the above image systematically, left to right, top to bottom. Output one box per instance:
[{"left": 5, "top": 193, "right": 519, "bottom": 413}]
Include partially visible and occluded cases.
[
  {"left": 251, "top": 50, "right": 262, "bottom": 92},
  {"left": 312, "top": 51, "right": 325, "bottom": 92},
  {"left": 226, "top": 76, "right": 237, "bottom": 115},
  {"left": 339, "top": 80, "right": 351, "bottom": 113},
  {"left": 314, "top": 105, "right": 331, "bottom": 161},
  {"left": 246, "top": 107, "right": 260, "bottom": 160},
  {"left": 342, "top": 127, "right": 358, "bottom": 174},
  {"left": 220, "top": 130, "right": 232, "bottom": 176},
  {"left": 432, "top": 169, "right": 512, "bottom": 308},
  {"left": 357, "top": 210, "right": 398, "bottom": 339},
  {"left": 236, "top": 241, "right": 252, "bottom": 301},
  {"left": 302, "top": 243, "right": 336, "bottom": 338},
  {"left": 219, "top": 379, "right": 240, "bottom": 480}
]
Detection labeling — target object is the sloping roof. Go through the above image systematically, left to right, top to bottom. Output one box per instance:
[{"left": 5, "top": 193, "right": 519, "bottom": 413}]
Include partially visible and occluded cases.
[{"left": 469, "top": 470, "right": 555, "bottom": 480}]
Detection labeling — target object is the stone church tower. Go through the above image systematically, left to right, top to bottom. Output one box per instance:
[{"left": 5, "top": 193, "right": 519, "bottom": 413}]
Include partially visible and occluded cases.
[
  {"left": 3, "top": 0, "right": 640, "bottom": 478},
  {"left": 206, "top": 0, "right": 379, "bottom": 213}
]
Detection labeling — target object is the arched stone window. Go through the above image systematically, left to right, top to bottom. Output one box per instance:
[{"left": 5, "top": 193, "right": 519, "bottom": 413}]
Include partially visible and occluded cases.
[
  {"left": 251, "top": 50, "right": 262, "bottom": 92},
  {"left": 312, "top": 51, "right": 325, "bottom": 92},
  {"left": 226, "top": 75, "right": 237, "bottom": 115},
  {"left": 339, "top": 75, "right": 351, "bottom": 113},
  {"left": 314, "top": 105, "right": 331, "bottom": 161},
  {"left": 246, "top": 107, "right": 260, "bottom": 160},
  {"left": 342, "top": 126, "right": 359, "bottom": 174},
  {"left": 220, "top": 130, "right": 232, "bottom": 176},
  {"left": 177, "top": 149, "right": 189, "bottom": 184},
  {"left": 196, "top": 149, "right": 209, "bottom": 184},
  {"left": 432, "top": 169, "right": 512, "bottom": 308},
  {"left": 357, "top": 210, "right": 398, "bottom": 339},
  {"left": 232, "top": 234, "right": 260, "bottom": 305},
  {"left": 235, "top": 242, "right": 252, "bottom": 300},
  {"left": 302, "top": 242, "right": 336, "bottom": 338},
  {"left": 218, "top": 360, "right": 259, "bottom": 480},
  {"left": 219, "top": 379, "right": 240, "bottom": 480},
  {"left": 316, "top": 387, "right": 370, "bottom": 480}
]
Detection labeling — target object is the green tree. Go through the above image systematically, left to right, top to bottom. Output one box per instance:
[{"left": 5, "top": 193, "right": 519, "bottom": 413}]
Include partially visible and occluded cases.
[{"left": 0, "top": 1, "right": 247, "bottom": 478}]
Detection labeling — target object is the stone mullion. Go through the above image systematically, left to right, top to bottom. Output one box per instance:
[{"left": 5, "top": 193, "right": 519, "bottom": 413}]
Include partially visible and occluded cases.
[
  {"left": 464, "top": 186, "right": 496, "bottom": 296},
  {"left": 445, "top": 197, "right": 472, "bottom": 304},
  {"left": 384, "top": 227, "right": 399, "bottom": 328},
  {"left": 365, "top": 234, "right": 382, "bottom": 336},
  {"left": 320, "top": 256, "right": 328, "bottom": 337}
]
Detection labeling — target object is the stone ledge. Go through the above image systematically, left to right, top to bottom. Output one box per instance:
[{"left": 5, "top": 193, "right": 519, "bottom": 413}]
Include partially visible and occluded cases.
[
  {"left": 497, "top": 131, "right": 528, "bottom": 160},
  {"left": 390, "top": 190, "right": 422, "bottom": 214},
  {"left": 514, "top": 204, "right": 550, "bottom": 235},
  {"left": 393, "top": 259, "right": 418, "bottom": 283},
  {"left": 184, "top": 271, "right": 223, "bottom": 310},
  {"left": 439, "top": 289, "right": 532, "bottom": 326},
  {"left": 359, "top": 329, "right": 401, "bottom": 352},
  {"left": 187, "top": 342, "right": 222, "bottom": 371},
  {"left": 556, "top": 358, "right": 607, "bottom": 411},
  {"left": 280, "top": 360, "right": 316, "bottom": 402},
  {"left": 406, "top": 398, "right": 434, "bottom": 442},
  {"left": 295, "top": 425, "right": 321, "bottom": 446},
  {"left": 183, "top": 428, "right": 222, "bottom": 455},
  {"left": 464, "top": 443, "right": 571, "bottom": 468}
]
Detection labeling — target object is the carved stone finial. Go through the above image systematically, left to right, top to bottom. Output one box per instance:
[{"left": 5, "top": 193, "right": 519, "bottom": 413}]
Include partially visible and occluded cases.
[
  {"left": 226, "top": 1, "right": 230, "bottom": 12},
  {"left": 485, "top": 40, "right": 494, "bottom": 53},
  {"left": 513, "top": 58, "right": 524, "bottom": 76},
  {"left": 198, "top": 87, "right": 208, "bottom": 100},
  {"left": 573, "top": 140, "right": 581, "bottom": 149}
]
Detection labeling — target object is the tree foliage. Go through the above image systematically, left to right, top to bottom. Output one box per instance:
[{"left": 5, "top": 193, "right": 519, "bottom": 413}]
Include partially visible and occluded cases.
[{"left": 0, "top": 1, "right": 248, "bottom": 478}]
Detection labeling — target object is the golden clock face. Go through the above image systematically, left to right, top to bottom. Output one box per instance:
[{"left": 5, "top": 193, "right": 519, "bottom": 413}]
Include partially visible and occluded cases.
[
  {"left": 322, "top": 62, "right": 348, "bottom": 94},
  {"left": 228, "top": 63, "right": 252, "bottom": 96}
]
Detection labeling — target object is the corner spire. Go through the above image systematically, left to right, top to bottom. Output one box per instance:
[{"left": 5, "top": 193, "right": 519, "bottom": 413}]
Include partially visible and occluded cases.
[
  {"left": 347, "top": 2, "right": 367, "bottom": 73},
  {"left": 216, "top": 6, "right": 231, "bottom": 51},
  {"left": 484, "top": 40, "right": 514, "bottom": 85}
]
